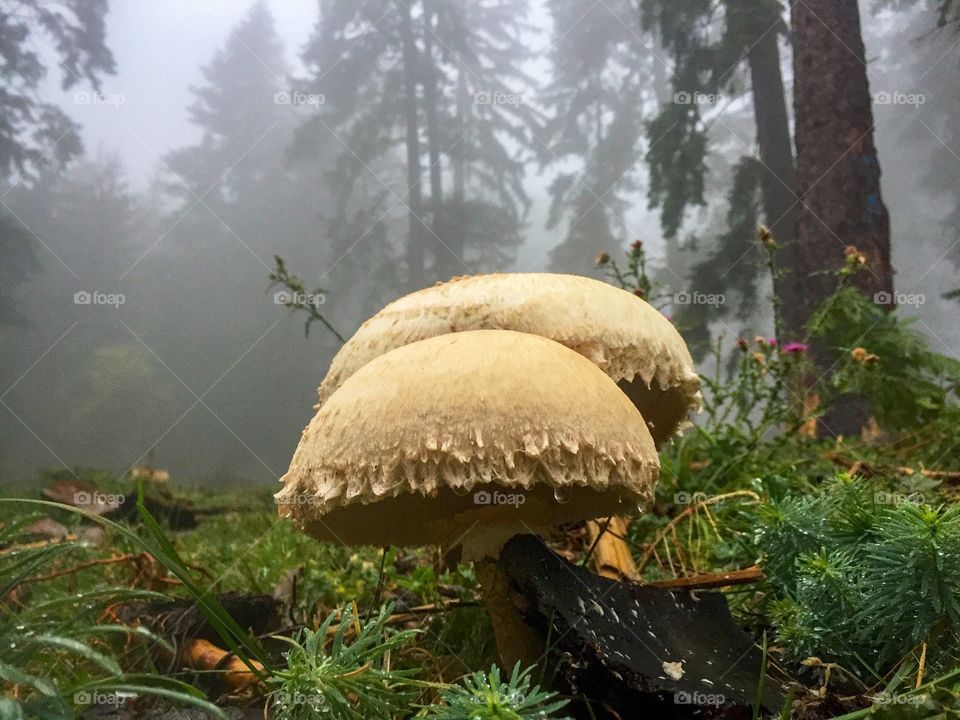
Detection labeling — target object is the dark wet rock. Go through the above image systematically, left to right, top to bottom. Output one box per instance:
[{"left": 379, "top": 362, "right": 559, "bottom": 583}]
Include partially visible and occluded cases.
[{"left": 498, "top": 534, "right": 784, "bottom": 720}]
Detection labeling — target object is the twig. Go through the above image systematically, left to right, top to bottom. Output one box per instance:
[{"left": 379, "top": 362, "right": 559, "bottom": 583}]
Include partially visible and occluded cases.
[
  {"left": 637, "top": 491, "right": 761, "bottom": 572},
  {"left": 0, "top": 535, "right": 79, "bottom": 555},
  {"left": 645, "top": 566, "right": 764, "bottom": 590},
  {"left": 326, "top": 600, "right": 474, "bottom": 638},
  {"left": 916, "top": 642, "right": 927, "bottom": 689}
]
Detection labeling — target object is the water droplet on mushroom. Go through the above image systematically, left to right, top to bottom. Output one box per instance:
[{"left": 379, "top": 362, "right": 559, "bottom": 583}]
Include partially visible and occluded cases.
[{"left": 553, "top": 486, "right": 571, "bottom": 504}]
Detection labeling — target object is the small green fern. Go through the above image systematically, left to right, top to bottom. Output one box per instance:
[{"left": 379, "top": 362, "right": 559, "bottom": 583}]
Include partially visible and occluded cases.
[
  {"left": 752, "top": 475, "right": 960, "bottom": 676},
  {"left": 266, "top": 603, "right": 420, "bottom": 720},
  {"left": 423, "top": 663, "right": 570, "bottom": 720}
]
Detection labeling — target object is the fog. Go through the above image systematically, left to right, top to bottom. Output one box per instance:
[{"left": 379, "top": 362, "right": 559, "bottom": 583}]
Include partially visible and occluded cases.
[{"left": 1, "top": 0, "right": 957, "bottom": 486}]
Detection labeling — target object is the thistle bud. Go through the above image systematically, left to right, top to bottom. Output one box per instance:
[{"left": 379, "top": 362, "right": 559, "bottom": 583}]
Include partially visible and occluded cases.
[
  {"left": 757, "top": 224, "right": 778, "bottom": 249},
  {"left": 851, "top": 346, "right": 879, "bottom": 364}
]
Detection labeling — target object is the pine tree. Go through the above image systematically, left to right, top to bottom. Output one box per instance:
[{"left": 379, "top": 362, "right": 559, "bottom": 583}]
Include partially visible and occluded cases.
[
  {"left": 0, "top": 0, "right": 115, "bottom": 323},
  {"left": 0, "top": 0, "right": 115, "bottom": 180},
  {"left": 296, "top": 0, "right": 535, "bottom": 285},
  {"left": 540, "top": 0, "right": 659, "bottom": 274},
  {"left": 641, "top": 0, "right": 796, "bottom": 347},
  {"left": 787, "top": 0, "right": 895, "bottom": 435},
  {"left": 130, "top": 2, "right": 358, "bottom": 481},
  {"left": 754, "top": 474, "right": 960, "bottom": 677}
]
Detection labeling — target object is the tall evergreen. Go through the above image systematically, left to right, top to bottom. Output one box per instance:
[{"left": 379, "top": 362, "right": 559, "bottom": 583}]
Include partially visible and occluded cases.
[
  {"left": 0, "top": 0, "right": 115, "bottom": 323},
  {"left": 296, "top": 0, "right": 535, "bottom": 285},
  {"left": 541, "top": 0, "right": 660, "bottom": 274},
  {"left": 641, "top": 0, "right": 796, "bottom": 350},
  {"left": 788, "top": 0, "right": 895, "bottom": 434}
]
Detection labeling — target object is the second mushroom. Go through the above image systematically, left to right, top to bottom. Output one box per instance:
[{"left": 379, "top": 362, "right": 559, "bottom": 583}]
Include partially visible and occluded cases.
[{"left": 277, "top": 273, "right": 700, "bottom": 668}]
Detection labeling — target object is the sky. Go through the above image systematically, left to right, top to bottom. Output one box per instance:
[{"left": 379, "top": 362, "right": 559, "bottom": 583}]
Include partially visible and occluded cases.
[
  {"left": 5, "top": 0, "right": 956, "bottom": 483},
  {"left": 53, "top": 0, "right": 318, "bottom": 187}
]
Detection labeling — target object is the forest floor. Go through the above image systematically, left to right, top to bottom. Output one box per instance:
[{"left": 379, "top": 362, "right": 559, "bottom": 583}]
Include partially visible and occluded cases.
[{"left": 3, "top": 455, "right": 959, "bottom": 719}]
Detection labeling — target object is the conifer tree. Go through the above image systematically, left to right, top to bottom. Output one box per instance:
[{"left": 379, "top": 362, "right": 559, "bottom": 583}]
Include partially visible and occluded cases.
[
  {"left": 0, "top": 0, "right": 115, "bottom": 323},
  {"left": 296, "top": 0, "right": 535, "bottom": 285},
  {"left": 540, "top": 0, "right": 661, "bottom": 274},
  {"left": 641, "top": 0, "right": 796, "bottom": 346}
]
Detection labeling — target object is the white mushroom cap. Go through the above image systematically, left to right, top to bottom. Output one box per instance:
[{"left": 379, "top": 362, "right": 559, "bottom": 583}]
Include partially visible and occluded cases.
[
  {"left": 317, "top": 273, "right": 700, "bottom": 447},
  {"left": 278, "top": 330, "right": 659, "bottom": 558}
]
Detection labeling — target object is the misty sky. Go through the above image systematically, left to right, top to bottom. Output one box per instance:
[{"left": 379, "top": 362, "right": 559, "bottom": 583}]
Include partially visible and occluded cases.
[
  {"left": 3, "top": 0, "right": 956, "bottom": 485},
  {"left": 54, "top": 0, "right": 316, "bottom": 185}
]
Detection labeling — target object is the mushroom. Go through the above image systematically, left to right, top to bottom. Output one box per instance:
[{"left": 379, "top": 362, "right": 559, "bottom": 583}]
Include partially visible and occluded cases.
[
  {"left": 316, "top": 273, "right": 700, "bottom": 448},
  {"left": 277, "top": 329, "right": 660, "bottom": 665}
]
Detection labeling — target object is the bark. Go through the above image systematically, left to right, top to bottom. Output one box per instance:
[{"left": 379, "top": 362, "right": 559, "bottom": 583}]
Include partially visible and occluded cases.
[
  {"left": 399, "top": 0, "right": 426, "bottom": 278},
  {"left": 787, "top": 0, "right": 894, "bottom": 435},
  {"left": 421, "top": 1, "right": 454, "bottom": 276},
  {"left": 422, "top": 6, "right": 443, "bottom": 220},
  {"left": 746, "top": 21, "right": 797, "bottom": 334},
  {"left": 453, "top": 68, "right": 467, "bottom": 201}
]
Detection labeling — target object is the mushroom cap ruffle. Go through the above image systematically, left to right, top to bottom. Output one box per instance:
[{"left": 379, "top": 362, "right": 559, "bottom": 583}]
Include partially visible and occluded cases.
[
  {"left": 316, "top": 273, "right": 700, "bottom": 447},
  {"left": 278, "top": 329, "right": 659, "bottom": 556}
]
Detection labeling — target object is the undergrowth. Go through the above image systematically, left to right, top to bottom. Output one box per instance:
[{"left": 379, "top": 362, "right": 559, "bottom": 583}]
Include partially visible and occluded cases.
[{"left": 1, "top": 234, "right": 959, "bottom": 717}]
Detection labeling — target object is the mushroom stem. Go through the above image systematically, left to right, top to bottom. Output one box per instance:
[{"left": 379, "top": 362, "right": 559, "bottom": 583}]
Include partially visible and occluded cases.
[{"left": 475, "top": 555, "right": 545, "bottom": 671}]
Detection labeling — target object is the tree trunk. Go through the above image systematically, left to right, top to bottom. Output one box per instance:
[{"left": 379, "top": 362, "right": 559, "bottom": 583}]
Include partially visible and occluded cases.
[
  {"left": 399, "top": 0, "right": 426, "bottom": 280},
  {"left": 787, "top": 0, "right": 894, "bottom": 435},
  {"left": 421, "top": 1, "right": 446, "bottom": 271},
  {"left": 745, "top": 20, "right": 797, "bottom": 341},
  {"left": 453, "top": 68, "right": 467, "bottom": 202}
]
